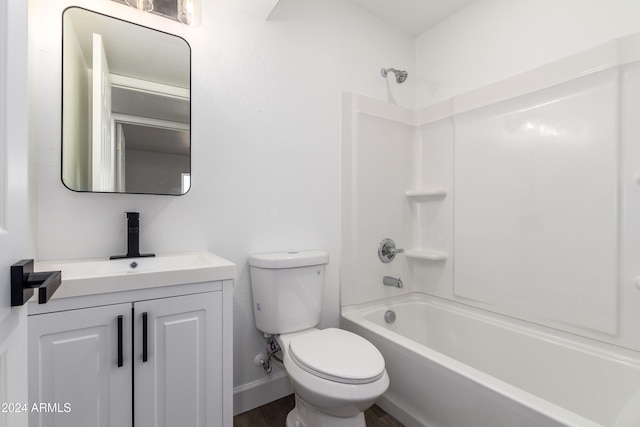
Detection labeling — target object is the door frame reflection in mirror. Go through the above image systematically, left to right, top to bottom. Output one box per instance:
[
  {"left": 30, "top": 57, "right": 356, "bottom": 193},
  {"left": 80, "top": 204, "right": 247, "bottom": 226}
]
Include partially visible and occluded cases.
[{"left": 61, "top": 6, "right": 191, "bottom": 195}]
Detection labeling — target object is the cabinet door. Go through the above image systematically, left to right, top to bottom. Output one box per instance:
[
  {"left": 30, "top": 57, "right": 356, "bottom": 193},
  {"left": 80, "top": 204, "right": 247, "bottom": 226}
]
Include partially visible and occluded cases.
[
  {"left": 134, "top": 292, "right": 222, "bottom": 427},
  {"left": 28, "top": 303, "right": 132, "bottom": 427}
]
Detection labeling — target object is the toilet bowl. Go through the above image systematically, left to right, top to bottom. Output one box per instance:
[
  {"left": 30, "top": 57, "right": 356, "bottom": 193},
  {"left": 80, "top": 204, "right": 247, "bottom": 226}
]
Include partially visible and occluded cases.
[
  {"left": 249, "top": 251, "right": 389, "bottom": 427},
  {"left": 278, "top": 328, "right": 389, "bottom": 426}
]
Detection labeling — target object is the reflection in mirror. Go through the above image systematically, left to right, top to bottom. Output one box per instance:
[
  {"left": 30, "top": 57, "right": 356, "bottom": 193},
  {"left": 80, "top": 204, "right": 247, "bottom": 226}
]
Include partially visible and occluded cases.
[{"left": 62, "top": 7, "right": 191, "bottom": 195}]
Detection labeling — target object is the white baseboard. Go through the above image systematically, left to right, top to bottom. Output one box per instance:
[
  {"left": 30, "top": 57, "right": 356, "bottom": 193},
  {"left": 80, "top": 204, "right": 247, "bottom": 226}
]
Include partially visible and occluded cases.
[{"left": 233, "top": 371, "right": 293, "bottom": 416}]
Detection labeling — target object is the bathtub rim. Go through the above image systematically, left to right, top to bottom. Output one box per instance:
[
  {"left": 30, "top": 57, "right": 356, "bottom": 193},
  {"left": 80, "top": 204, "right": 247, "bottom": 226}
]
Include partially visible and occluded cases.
[{"left": 341, "top": 292, "right": 640, "bottom": 427}]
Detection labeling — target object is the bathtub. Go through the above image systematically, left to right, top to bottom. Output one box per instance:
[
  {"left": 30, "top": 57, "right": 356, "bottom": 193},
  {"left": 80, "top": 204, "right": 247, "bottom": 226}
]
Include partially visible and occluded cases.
[{"left": 341, "top": 293, "right": 640, "bottom": 427}]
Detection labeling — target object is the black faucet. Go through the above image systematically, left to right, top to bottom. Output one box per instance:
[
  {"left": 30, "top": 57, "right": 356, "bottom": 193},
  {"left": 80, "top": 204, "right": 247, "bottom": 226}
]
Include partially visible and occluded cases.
[{"left": 110, "top": 212, "right": 155, "bottom": 260}]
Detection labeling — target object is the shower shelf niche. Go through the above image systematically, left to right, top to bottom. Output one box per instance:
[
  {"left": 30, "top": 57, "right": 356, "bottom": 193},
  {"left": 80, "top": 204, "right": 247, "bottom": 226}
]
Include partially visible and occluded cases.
[
  {"left": 405, "top": 189, "right": 447, "bottom": 200},
  {"left": 405, "top": 190, "right": 448, "bottom": 262},
  {"left": 405, "top": 249, "right": 448, "bottom": 261}
]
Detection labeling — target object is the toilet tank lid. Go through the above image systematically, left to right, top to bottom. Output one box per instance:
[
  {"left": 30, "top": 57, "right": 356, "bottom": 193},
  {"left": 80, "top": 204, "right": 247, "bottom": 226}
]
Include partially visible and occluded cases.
[{"left": 249, "top": 250, "right": 329, "bottom": 269}]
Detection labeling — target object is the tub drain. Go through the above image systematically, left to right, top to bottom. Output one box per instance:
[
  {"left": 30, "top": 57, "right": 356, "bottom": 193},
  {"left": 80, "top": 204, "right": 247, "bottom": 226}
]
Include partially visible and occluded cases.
[{"left": 384, "top": 310, "right": 396, "bottom": 324}]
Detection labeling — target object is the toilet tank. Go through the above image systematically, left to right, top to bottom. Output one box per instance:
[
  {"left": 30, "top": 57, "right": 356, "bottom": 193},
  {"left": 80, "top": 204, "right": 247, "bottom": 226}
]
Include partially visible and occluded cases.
[{"left": 249, "top": 250, "right": 329, "bottom": 335}]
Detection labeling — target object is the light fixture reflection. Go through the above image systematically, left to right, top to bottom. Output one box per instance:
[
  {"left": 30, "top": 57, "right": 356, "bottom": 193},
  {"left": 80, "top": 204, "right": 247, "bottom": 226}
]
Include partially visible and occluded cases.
[
  {"left": 124, "top": 0, "right": 154, "bottom": 12},
  {"left": 178, "top": 0, "right": 202, "bottom": 26},
  {"left": 521, "top": 120, "right": 562, "bottom": 137}
]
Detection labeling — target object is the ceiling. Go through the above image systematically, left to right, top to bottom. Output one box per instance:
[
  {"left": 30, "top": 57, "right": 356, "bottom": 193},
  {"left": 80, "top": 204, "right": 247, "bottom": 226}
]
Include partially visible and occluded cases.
[{"left": 349, "top": 0, "right": 475, "bottom": 36}]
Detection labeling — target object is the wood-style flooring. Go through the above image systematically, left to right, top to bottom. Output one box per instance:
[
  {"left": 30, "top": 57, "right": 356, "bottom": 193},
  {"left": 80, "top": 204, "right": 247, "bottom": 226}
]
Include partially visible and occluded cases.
[{"left": 233, "top": 394, "right": 403, "bottom": 427}]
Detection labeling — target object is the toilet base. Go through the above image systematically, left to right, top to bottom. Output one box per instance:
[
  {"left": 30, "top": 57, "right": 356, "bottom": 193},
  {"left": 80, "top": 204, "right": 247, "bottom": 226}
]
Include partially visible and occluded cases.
[{"left": 285, "top": 395, "right": 365, "bottom": 427}]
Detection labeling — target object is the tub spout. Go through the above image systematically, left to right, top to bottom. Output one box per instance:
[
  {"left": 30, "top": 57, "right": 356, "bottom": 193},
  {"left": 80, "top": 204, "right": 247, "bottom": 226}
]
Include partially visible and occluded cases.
[{"left": 383, "top": 276, "right": 403, "bottom": 288}]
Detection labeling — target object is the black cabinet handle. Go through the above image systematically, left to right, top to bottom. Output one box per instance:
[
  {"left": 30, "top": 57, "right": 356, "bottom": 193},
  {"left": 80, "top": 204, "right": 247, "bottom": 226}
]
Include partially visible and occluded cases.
[
  {"left": 142, "top": 312, "right": 148, "bottom": 363},
  {"left": 117, "top": 315, "right": 123, "bottom": 368}
]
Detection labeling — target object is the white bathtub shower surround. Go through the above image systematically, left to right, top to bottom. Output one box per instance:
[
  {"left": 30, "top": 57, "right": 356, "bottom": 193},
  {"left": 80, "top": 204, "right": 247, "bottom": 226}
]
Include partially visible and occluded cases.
[
  {"left": 341, "top": 31, "right": 640, "bottom": 352},
  {"left": 454, "top": 66, "right": 619, "bottom": 336},
  {"left": 340, "top": 94, "right": 418, "bottom": 306},
  {"left": 342, "top": 294, "right": 640, "bottom": 427}
]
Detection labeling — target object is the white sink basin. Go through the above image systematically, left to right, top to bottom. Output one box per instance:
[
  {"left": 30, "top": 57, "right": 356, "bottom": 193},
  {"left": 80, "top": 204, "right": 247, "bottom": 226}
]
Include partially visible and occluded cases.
[{"left": 34, "top": 251, "right": 236, "bottom": 299}]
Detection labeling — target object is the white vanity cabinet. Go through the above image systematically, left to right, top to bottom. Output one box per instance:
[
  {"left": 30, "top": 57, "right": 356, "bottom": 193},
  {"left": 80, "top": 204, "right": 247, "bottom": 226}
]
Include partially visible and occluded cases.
[
  {"left": 28, "top": 279, "right": 232, "bottom": 427},
  {"left": 134, "top": 292, "right": 222, "bottom": 427},
  {"left": 28, "top": 302, "right": 132, "bottom": 427}
]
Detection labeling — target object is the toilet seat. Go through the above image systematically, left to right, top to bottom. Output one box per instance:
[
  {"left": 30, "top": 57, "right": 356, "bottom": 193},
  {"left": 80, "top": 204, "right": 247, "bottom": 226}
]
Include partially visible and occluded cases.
[{"left": 288, "top": 328, "right": 385, "bottom": 384}]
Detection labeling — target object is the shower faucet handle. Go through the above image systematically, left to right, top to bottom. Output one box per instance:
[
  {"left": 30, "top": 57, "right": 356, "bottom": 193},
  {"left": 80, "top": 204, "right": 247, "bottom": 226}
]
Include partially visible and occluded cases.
[{"left": 378, "top": 238, "right": 404, "bottom": 263}]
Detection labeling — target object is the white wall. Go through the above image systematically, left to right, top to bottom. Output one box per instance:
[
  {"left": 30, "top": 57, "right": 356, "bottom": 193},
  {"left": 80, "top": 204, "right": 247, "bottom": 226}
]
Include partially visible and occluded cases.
[
  {"left": 30, "top": 0, "right": 415, "bottom": 413},
  {"left": 416, "top": 0, "right": 640, "bottom": 108},
  {"left": 340, "top": 94, "right": 417, "bottom": 306}
]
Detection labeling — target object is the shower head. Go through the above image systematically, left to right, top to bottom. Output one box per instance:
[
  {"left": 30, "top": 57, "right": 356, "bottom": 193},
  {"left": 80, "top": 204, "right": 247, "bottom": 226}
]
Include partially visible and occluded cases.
[{"left": 381, "top": 67, "right": 408, "bottom": 84}]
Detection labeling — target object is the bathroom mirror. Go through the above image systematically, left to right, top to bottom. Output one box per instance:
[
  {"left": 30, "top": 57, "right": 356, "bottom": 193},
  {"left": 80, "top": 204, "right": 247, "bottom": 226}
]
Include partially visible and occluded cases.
[{"left": 61, "top": 7, "right": 191, "bottom": 195}]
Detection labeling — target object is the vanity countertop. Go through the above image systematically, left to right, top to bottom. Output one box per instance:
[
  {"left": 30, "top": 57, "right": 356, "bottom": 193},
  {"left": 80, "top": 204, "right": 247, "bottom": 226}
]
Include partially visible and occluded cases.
[{"left": 33, "top": 251, "right": 236, "bottom": 300}]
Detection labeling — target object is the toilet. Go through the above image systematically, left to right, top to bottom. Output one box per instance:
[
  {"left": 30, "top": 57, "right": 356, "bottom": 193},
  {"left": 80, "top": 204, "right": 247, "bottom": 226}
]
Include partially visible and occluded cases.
[{"left": 249, "top": 250, "right": 389, "bottom": 427}]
